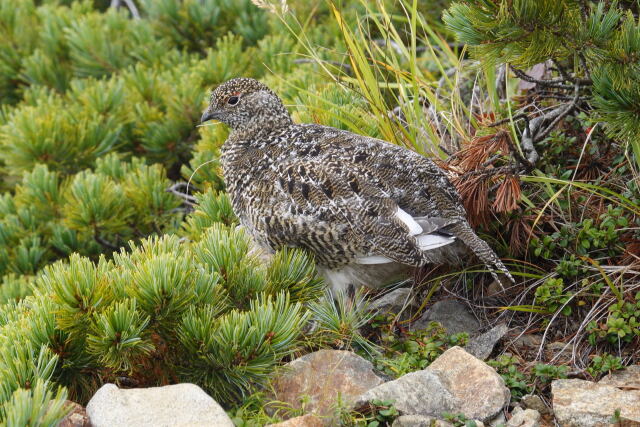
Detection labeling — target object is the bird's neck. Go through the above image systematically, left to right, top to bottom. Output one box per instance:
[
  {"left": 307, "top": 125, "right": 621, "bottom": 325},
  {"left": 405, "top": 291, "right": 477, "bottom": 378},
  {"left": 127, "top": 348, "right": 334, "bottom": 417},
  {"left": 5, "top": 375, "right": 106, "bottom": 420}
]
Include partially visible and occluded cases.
[{"left": 229, "top": 116, "right": 294, "bottom": 143}]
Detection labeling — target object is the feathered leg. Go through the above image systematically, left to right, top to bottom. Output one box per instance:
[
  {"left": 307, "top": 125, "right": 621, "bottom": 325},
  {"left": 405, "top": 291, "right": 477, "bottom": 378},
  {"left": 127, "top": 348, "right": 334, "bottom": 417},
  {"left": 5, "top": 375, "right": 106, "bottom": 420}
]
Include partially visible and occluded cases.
[{"left": 449, "top": 222, "right": 514, "bottom": 285}]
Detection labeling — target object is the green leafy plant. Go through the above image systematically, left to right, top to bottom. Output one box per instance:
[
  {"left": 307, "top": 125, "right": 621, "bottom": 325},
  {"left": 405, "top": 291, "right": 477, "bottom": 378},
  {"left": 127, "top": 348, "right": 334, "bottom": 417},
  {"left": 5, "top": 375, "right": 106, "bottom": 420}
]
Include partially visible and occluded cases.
[
  {"left": 534, "top": 278, "right": 573, "bottom": 316},
  {"left": 588, "top": 293, "right": 640, "bottom": 344},
  {"left": 374, "top": 321, "right": 468, "bottom": 378},
  {"left": 587, "top": 353, "right": 624, "bottom": 379},
  {"left": 487, "top": 355, "right": 531, "bottom": 400},
  {"left": 532, "top": 364, "right": 569, "bottom": 386},
  {"left": 349, "top": 399, "right": 399, "bottom": 427},
  {"left": 442, "top": 412, "right": 478, "bottom": 427}
]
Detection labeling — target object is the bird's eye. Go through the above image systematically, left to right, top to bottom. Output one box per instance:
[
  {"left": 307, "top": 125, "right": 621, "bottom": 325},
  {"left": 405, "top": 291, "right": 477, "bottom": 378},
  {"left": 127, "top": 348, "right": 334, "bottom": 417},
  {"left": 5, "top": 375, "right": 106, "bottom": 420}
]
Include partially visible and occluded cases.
[{"left": 227, "top": 96, "right": 239, "bottom": 105}]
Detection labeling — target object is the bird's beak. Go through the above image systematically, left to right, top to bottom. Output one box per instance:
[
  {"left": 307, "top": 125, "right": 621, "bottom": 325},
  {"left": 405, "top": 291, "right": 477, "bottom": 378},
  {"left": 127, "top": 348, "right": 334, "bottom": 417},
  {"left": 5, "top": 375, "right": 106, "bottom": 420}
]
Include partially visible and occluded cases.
[{"left": 200, "top": 110, "right": 220, "bottom": 124}]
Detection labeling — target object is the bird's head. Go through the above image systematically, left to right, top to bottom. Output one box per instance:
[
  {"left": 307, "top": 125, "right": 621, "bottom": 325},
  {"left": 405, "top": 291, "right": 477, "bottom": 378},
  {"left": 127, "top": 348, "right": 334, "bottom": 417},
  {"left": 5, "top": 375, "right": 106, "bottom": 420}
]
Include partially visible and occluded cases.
[{"left": 200, "top": 78, "right": 292, "bottom": 131}]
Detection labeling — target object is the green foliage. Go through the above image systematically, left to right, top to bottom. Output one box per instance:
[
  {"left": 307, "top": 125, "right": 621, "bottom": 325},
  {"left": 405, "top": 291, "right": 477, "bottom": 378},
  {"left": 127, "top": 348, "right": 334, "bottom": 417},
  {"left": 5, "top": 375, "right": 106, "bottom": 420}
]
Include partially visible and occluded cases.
[
  {"left": 140, "top": 0, "right": 268, "bottom": 53},
  {"left": 444, "top": 0, "right": 640, "bottom": 156},
  {"left": 0, "top": 157, "right": 182, "bottom": 279},
  {"left": 181, "top": 191, "right": 236, "bottom": 239},
  {"left": 530, "top": 205, "right": 626, "bottom": 259},
  {"left": 0, "top": 229, "right": 320, "bottom": 407},
  {"left": 266, "top": 248, "right": 324, "bottom": 303},
  {"left": 0, "top": 274, "right": 33, "bottom": 303},
  {"left": 534, "top": 278, "right": 573, "bottom": 316},
  {"left": 307, "top": 289, "right": 379, "bottom": 356},
  {"left": 179, "top": 292, "right": 308, "bottom": 403},
  {"left": 588, "top": 292, "right": 640, "bottom": 344},
  {"left": 87, "top": 299, "right": 153, "bottom": 372},
  {"left": 374, "top": 320, "right": 469, "bottom": 378},
  {"left": 587, "top": 353, "right": 624, "bottom": 379},
  {"left": 487, "top": 355, "right": 531, "bottom": 400},
  {"left": 486, "top": 358, "right": 567, "bottom": 402},
  {"left": 532, "top": 363, "right": 568, "bottom": 385},
  {"left": 1, "top": 380, "right": 69, "bottom": 427},
  {"left": 227, "top": 392, "right": 282, "bottom": 427},
  {"left": 349, "top": 399, "right": 400, "bottom": 427},
  {"left": 610, "top": 408, "right": 622, "bottom": 424},
  {"left": 442, "top": 412, "right": 478, "bottom": 427}
]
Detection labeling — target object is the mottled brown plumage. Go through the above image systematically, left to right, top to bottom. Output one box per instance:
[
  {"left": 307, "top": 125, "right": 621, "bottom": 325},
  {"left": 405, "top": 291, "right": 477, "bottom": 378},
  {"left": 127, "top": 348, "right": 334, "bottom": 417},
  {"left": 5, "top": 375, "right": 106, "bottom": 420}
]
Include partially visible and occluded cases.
[{"left": 201, "top": 78, "right": 513, "bottom": 291}]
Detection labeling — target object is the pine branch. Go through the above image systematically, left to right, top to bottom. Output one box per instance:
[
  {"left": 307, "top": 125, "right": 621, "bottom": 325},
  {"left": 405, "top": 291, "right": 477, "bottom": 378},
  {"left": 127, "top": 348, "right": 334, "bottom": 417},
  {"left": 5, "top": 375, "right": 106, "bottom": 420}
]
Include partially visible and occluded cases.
[
  {"left": 110, "top": 0, "right": 141, "bottom": 20},
  {"left": 510, "top": 66, "right": 576, "bottom": 90},
  {"left": 520, "top": 82, "right": 581, "bottom": 165},
  {"left": 166, "top": 183, "right": 197, "bottom": 206},
  {"left": 94, "top": 233, "right": 118, "bottom": 250}
]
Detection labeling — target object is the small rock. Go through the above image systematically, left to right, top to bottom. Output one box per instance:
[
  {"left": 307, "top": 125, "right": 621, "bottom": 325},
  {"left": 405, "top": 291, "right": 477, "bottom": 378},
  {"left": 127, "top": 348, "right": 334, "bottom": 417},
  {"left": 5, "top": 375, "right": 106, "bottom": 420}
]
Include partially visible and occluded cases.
[
  {"left": 518, "top": 62, "right": 551, "bottom": 91},
  {"left": 486, "top": 280, "right": 505, "bottom": 297},
  {"left": 369, "top": 288, "right": 415, "bottom": 316},
  {"left": 412, "top": 300, "right": 481, "bottom": 335},
  {"left": 465, "top": 323, "right": 508, "bottom": 360},
  {"left": 513, "top": 334, "right": 543, "bottom": 349},
  {"left": 544, "top": 342, "right": 574, "bottom": 363},
  {"left": 356, "top": 347, "right": 509, "bottom": 422},
  {"left": 427, "top": 347, "right": 510, "bottom": 421},
  {"left": 269, "top": 350, "right": 384, "bottom": 422},
  {"left": 599, "top": 365, "right": 640, "bottom": 389},
  {"left": 356, "top": 369, "right": 456, "bottom": 418},
  {"left": 552, "top": 378, "right": 640, "bottom": 426},
  {"left": 86, "top": 383, "right": 233, "bottom": 427},
  {"left": 521, "top": 394, "right": 550, "bottom": 415},
  {"left": 58, "top": 401, "right": 90, "bottom": 427},
  {"left": 506, "top": 407, "right": 540, "bottom": 427},
  {"left": 488, "top": 412, "right": 506, "bottom": 426},
  {"left": 267, "top": 414, "right": 324, "bottom": 427},
  {"left": 392, "top": 415, "right": 453, "bottom": 427}
]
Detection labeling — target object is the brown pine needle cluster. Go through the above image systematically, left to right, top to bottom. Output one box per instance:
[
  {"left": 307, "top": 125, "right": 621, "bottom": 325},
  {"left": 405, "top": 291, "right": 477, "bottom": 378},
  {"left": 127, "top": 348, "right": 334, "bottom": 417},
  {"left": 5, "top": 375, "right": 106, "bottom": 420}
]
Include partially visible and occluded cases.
[{"left": 444, "top": 130, "right": 522, "bottom": 227}]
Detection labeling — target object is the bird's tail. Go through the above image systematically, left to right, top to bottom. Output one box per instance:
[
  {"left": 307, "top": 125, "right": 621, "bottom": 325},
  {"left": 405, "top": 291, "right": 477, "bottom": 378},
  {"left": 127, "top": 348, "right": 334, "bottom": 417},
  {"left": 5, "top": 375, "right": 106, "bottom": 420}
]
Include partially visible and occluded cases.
[{"left": 449, "top": 221, "right": 515, "bottom": 285}]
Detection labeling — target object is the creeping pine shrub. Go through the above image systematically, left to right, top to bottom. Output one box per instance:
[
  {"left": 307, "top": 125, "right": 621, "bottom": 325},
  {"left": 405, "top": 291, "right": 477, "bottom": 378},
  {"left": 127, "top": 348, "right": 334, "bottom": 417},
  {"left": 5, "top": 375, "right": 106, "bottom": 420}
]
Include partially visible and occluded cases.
[
  {"left": 444, "top": 1, "right": 640, "bottom": 144},
  {"left": 0, "top": 226, "right": 321, "bottom": 413},
  {"left": 307, "top": 289, "right": 379, "bottom": 356}
]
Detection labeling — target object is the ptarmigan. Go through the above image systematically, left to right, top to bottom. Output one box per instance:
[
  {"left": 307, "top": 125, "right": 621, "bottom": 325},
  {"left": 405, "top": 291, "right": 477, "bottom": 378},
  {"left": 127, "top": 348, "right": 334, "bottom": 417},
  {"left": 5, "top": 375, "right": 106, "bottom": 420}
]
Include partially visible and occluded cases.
[{"left": 200, "top": 78, "right": 514, "bottom": 292}]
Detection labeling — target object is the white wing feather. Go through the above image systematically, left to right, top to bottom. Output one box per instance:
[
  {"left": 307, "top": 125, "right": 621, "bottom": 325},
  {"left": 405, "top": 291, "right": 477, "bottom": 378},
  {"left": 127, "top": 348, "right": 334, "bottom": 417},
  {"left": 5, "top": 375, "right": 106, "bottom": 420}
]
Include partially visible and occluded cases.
[
  {"left": 395, "top": 207, "right": 423, "bottom": 235},
  {"left": 355, "top": 210, "right": 456, "bottom": 265}
]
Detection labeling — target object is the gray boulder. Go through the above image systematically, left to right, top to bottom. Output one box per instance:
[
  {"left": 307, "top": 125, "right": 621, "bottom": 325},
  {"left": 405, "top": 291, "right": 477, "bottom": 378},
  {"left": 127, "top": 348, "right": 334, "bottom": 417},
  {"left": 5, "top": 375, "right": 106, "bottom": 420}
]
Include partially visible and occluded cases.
[
  {"left": 369, "top": 288, "right": 415, "bottom": 316},
  {"left": 412, "top": 300, "right": 481, "bottom": 335},
  {"left": 465, "top": 323, "right": 509, "bottom": 360},
  {"left": 356, "top": 346, "right": 510, "bottom": 422},
  {"left": 269, "top": 350, "right": 384, "bottom": 422},
  {"left": 599, "top": 365, "right": 640, "bottom": 389},
  {"left": 552, "top": 378, "right": 640, "bottom": 426},
  {"left": 86, "top": 383, "right": 233, "bottom": 427},
  {"left": 392, "top": 415, "right": 455, "bottom": 427},
  {"left": 392, "top": 415, "right": 486, "bottom": 427}
]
